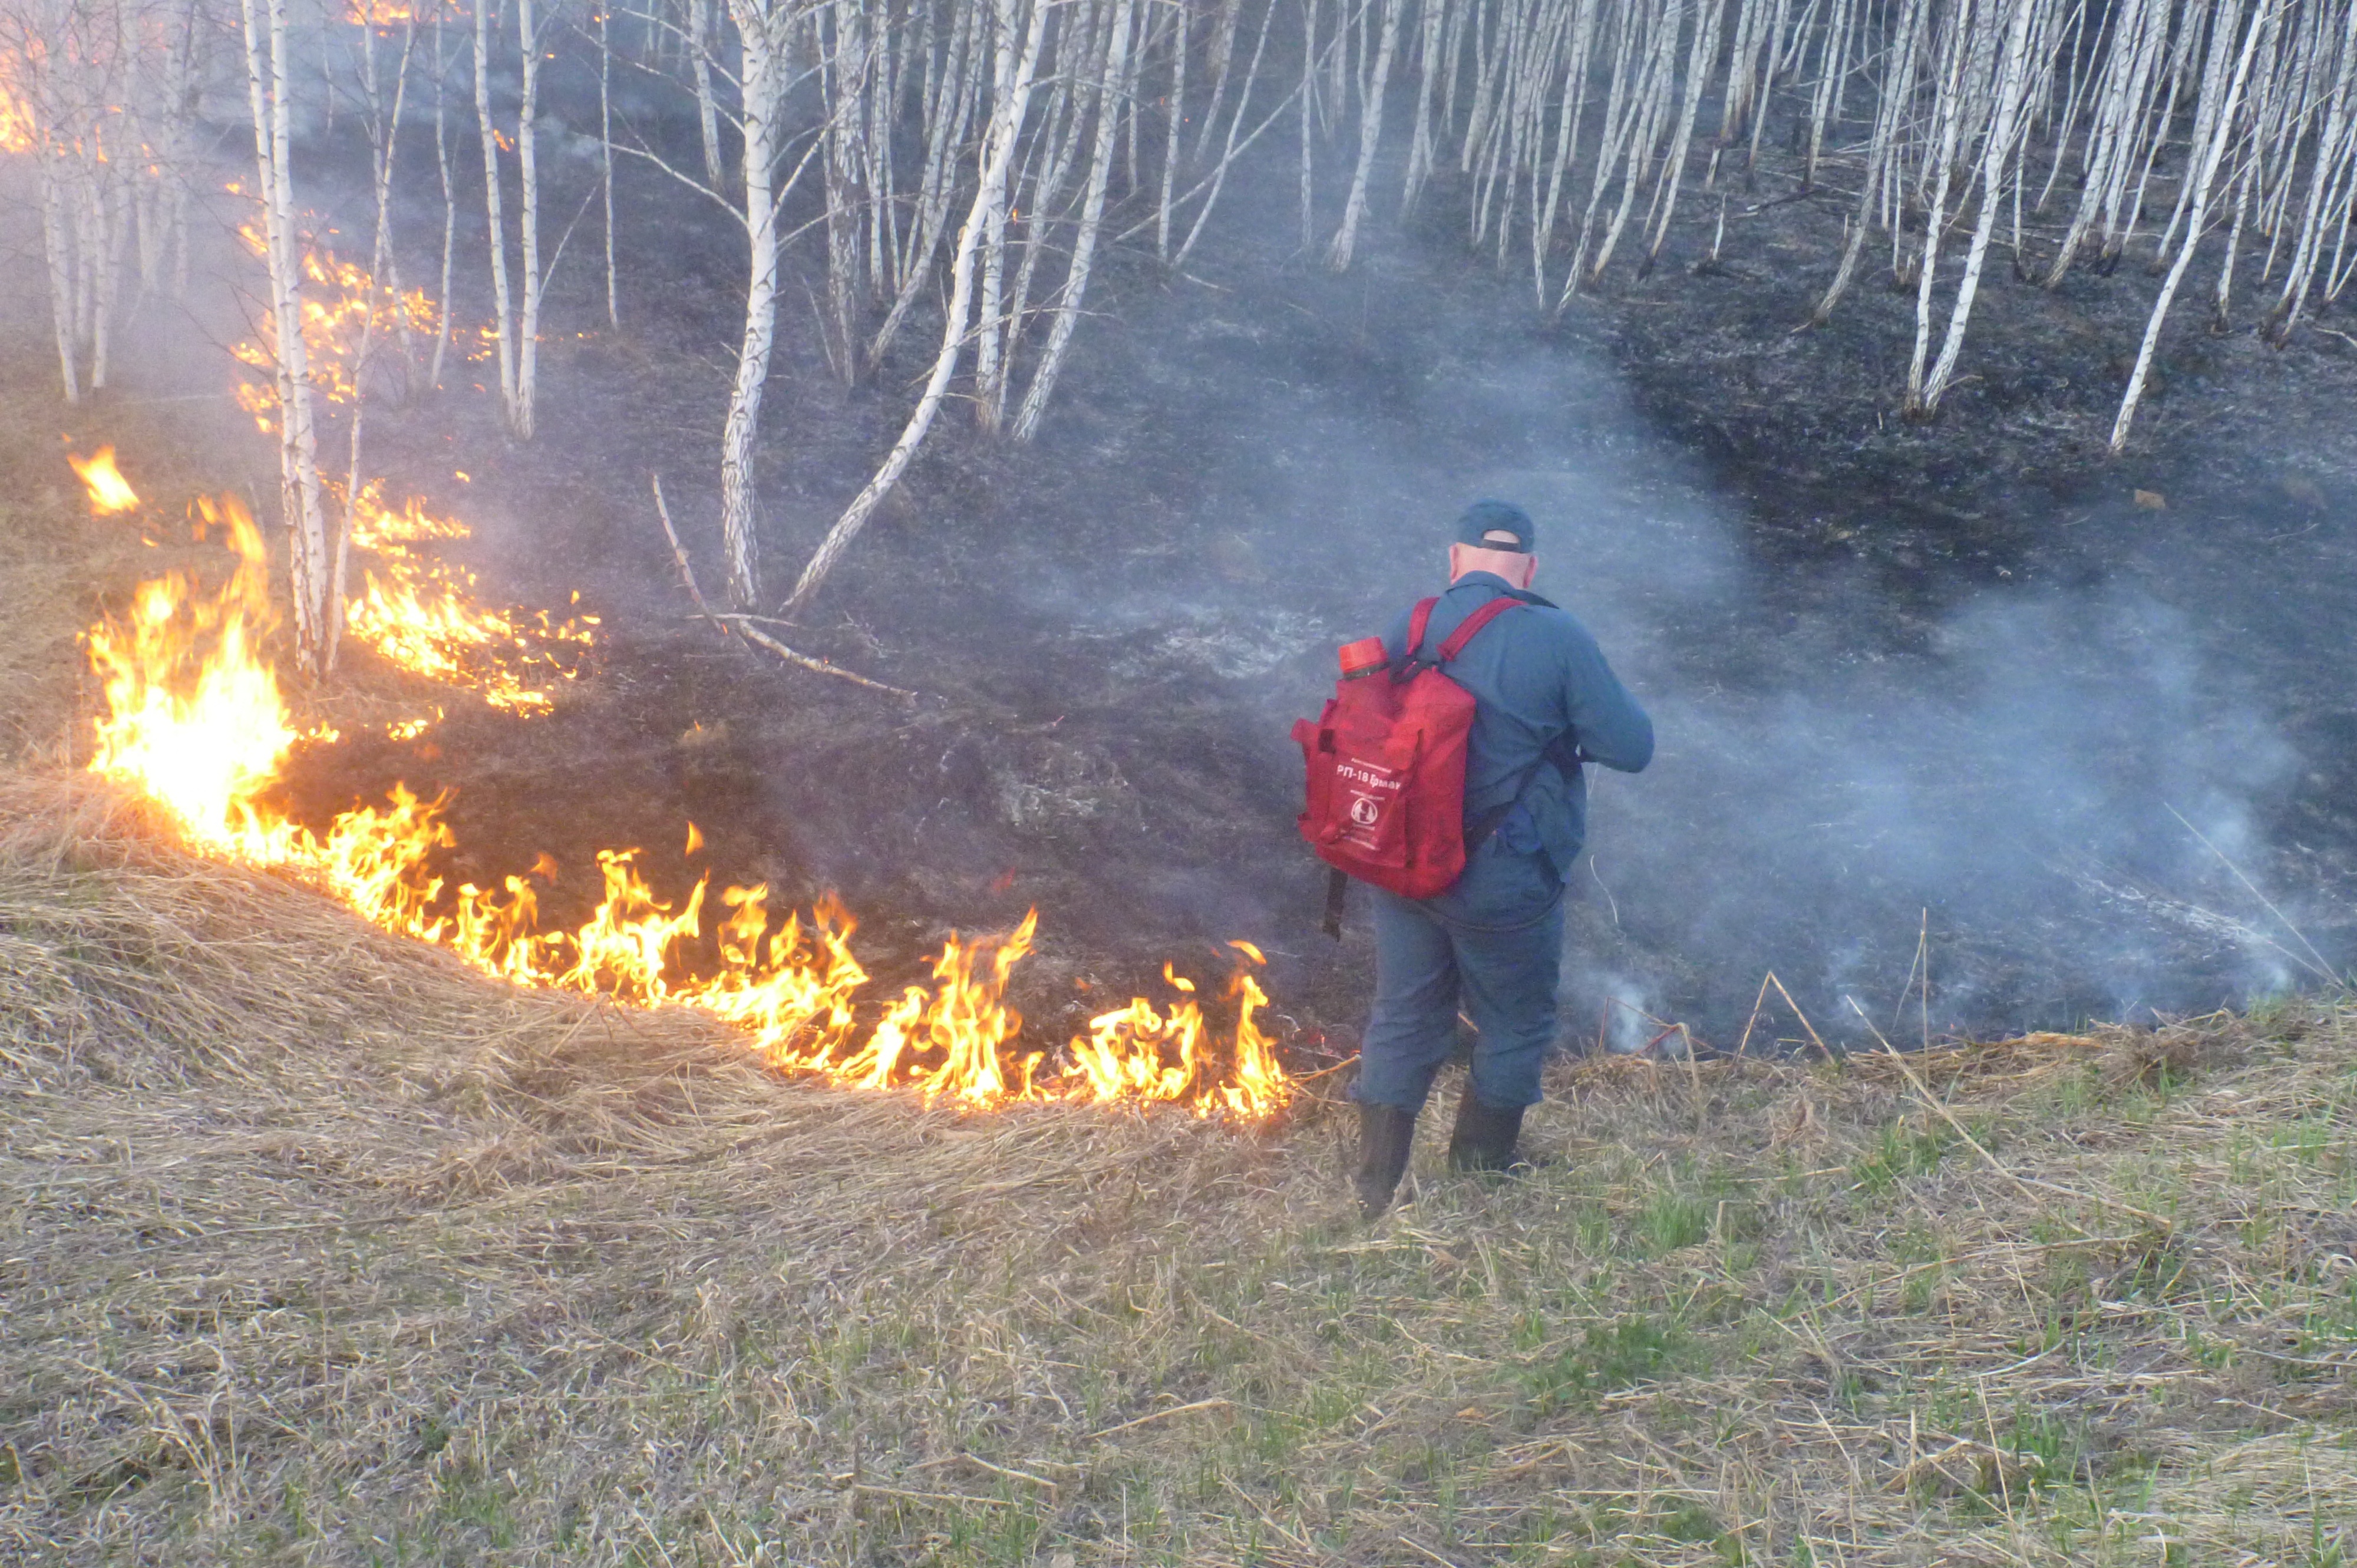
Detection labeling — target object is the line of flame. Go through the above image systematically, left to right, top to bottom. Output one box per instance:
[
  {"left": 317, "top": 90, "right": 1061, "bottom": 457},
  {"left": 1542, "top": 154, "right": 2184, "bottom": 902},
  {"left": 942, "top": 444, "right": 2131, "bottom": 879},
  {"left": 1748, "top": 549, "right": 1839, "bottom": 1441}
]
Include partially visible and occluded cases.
[
  {"left": 221, "top": 232, "right": 592, "bottom": 721},
  {"left": 342, "top": 485, "right": 597, "bottom": 717},
  {"left": 84, "top": 497, "right": 1291, "bottom": 1118}
]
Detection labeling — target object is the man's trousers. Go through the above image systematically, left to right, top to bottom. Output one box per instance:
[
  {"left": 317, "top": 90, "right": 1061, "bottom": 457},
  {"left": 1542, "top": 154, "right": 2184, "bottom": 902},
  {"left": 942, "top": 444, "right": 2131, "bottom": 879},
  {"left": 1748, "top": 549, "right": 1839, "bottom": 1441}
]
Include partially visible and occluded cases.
[{"left": 1353, "top": 837, "right": 1564, "bottom": 1115}]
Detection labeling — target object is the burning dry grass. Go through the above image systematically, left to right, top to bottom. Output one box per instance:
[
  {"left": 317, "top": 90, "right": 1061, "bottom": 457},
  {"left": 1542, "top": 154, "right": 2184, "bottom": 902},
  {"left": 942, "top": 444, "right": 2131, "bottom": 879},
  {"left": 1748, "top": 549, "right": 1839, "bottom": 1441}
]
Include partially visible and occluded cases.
[{"left": 5, "top": 773, "right": 2356, "bottom": 1564}]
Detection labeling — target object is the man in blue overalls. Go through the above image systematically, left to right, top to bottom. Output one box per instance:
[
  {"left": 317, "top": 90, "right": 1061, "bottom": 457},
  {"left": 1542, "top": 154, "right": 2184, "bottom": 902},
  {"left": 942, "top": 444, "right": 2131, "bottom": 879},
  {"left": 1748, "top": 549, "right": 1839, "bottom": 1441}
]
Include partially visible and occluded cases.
[{"left": 1354, "top": 501, "right": 1655, "bottom": 1219}]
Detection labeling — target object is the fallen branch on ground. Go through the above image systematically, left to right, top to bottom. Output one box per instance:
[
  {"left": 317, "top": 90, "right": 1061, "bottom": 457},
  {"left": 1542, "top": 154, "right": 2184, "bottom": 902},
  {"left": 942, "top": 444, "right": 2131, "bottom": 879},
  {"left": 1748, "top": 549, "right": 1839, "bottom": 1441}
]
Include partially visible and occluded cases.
[{"left": 652, "top": 473, "right": 919, "bottom": 701}]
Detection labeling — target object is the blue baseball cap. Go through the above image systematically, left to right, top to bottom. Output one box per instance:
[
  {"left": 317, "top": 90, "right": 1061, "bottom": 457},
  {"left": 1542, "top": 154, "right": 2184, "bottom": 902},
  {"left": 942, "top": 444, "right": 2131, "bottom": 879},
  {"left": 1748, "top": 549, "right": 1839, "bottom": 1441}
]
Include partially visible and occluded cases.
[{"left": 1454, "top": 499, "right": 1535, "bottom": 553}]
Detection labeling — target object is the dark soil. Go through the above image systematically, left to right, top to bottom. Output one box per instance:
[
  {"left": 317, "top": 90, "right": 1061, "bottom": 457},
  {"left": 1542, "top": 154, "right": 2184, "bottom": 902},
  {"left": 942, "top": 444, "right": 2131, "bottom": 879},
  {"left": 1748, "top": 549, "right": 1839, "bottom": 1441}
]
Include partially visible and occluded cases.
[{"left": 10, "top": 101, "right": 2356, "bottom": 1061}]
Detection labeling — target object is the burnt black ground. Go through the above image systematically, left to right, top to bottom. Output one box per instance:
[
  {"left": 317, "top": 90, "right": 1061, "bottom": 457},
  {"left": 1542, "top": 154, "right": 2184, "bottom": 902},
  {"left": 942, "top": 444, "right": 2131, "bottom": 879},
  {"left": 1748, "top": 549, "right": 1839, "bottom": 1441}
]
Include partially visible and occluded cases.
[{"left": 10, "top": 90, "right": 2357, "bottom": 1061}]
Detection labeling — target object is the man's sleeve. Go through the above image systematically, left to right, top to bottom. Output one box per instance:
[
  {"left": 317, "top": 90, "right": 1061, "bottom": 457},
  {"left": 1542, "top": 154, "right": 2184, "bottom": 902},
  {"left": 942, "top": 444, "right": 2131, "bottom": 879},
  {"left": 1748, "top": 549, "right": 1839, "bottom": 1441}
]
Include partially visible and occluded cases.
[
  {"left": 1378, "top": 603, "right": 1415, "bottom": 662},
  {"left": 1561, "top": 625, "right": 1653, "bottom": 774}
]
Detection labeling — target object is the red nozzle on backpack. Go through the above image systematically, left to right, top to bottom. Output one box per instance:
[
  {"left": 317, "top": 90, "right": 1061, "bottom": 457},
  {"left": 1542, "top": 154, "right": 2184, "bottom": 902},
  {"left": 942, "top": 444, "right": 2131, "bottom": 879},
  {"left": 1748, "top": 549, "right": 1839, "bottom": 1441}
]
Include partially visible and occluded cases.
[{"left": 1337, "top": 636, "right": 1387, "bottom": 678}]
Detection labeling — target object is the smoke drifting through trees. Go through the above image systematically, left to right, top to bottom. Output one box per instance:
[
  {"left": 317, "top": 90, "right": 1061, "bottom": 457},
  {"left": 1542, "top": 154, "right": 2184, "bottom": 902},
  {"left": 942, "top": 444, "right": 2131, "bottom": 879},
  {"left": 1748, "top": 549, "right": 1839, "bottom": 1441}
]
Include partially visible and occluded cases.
[{"left": 2, "top": 0, "right": 2354, "bottom": 641}]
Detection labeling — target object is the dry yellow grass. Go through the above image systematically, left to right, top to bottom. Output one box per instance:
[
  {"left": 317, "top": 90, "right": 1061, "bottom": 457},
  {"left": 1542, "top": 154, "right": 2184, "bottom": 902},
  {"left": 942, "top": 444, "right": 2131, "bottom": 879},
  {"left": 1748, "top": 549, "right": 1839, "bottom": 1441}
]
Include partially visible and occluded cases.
[{"left": 4, "top": 771, "right": 2356, "bottom": 1566}]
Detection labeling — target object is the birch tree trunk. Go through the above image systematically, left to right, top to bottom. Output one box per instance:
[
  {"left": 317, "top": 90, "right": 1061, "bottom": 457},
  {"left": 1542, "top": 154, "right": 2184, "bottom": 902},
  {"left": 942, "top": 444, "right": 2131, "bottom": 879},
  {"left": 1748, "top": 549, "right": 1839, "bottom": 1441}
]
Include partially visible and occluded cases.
[
  {"left": 240, "top": 0, "right": 334, "bottom": 672},
  {"left": 476, "top": 0, "right": 521, "bottom": 425},
  {"left": 516, "top": 0, "right": 544, "bottom": 439},
  {"left": 691, "top": 0, "right": 725, "bottom": 182},
  {"left": 716, "top": 0, "right": 790, "bottom": 606},
  {"left": 781, "top": 0, "right": 1051, "bottom": 615},
  {"left": 1014, "top": 0, "right": 1139, "bottom": 437},
  {"left": 1327, "top": 0, "right": 1405, "bottom": 269},
  {"left": 1808, "top": 0, "right": 1927, "bottom": 323},
  {"left": 1901, "top": 0, "right": 1978, "bottom": 411},
  {"left": 1917, "top": 0, "right": 2042, "bottom": 414},
  {"left": 2112, "top": 0, "right": 2266, "bottom": 451},
  {"left": 2264, "top": 0, "right": 2357, "bottom": 339},
  {"left": 601, "top": 4, "right": 620, "bottom": 328},
  {"left": 431, "top": 9, "right": 458, "bottom": 388},
  {"left": 38, "top": 161, "right": 81, "bottom": 403}
]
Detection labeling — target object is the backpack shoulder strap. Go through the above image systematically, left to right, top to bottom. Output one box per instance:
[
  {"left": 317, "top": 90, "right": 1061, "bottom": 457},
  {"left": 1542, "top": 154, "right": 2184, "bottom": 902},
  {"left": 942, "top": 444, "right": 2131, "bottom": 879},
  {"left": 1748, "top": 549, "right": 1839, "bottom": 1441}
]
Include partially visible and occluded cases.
[
  {"left": 1435, "top": 595, "right": 1523, "bottom": 662},
  {"left": 1403, "top": 597, "right": 1440, "bottom": 661}
]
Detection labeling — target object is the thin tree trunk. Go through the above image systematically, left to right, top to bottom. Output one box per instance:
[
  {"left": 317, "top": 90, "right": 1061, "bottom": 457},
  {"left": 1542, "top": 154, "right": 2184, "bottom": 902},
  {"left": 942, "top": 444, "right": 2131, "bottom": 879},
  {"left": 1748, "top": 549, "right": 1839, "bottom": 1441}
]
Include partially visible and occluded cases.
[
  {"left": 241, "top": 0, "right": 332, "bottom": 672},
  {"left": 475, "top": 0, "right": 521, "bottom": 425},
  {"left": 516, "top": 0, "right": 544, "bottom": 439},
  {"left": 692, "top": 0, "right": 725, "bottom": 182},
  {"left": 717, "top": 0, "right": 788, "bottom": 607},
  {"left": 782, "top": 0, "right": 1051, "bottom": 615},
  {"left": 869, "top": 0, "right": 986, "bottom": 368},
  {"left": 1015, "top": 0, "right": 1138, "bottom": 437},
  {"left": 1157, "top": 0, "right": 1189, "bottom": 261},
  {"left": 1170, "top": 0, "right": 1285, "bottom": 272},
  {"left": 1300, "top": 0, "right": 1320, "bottom": 245},
  {"left": 1328, "top": 0, "right": 1405, "bottom": 268},
  {"left": 1641, "top": 0, "right": 1726, "bottom": 268},
  {"left": 1901, "top": 0, "right": 1977, "bottom": 410},
  {"left": 1919, "top": 0, "right": 2044, "bottom": 414},
  {"left": 2112, "top": 0, "right": 2266, "bottom": 450},
  {"left": 2264, "top": 0, "right": 2357, "bottom": 339},
  {"left": 601, "top": 4, "right": 619, "bottom": 328},
  {"left": 431, "top": 9, "right": 458, "bottom": 389},
  {"left": 38, "top": 161, "right": 81, "bottom": 403}
]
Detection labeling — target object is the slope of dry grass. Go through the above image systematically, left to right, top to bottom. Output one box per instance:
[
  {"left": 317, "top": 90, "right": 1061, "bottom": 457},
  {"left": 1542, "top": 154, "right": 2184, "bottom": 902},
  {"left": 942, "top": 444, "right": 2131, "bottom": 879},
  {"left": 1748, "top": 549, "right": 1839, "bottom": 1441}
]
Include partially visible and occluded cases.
[{"left": 4, "top": 773, "right": 2355, "bottom": 1566}]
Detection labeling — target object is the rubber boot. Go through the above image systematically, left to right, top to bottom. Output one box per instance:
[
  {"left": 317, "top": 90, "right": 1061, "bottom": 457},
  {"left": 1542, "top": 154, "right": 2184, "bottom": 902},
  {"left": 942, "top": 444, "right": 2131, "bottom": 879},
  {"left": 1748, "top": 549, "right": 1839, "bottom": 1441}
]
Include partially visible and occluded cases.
[
  {"left": 1446, "top": 1090, "right": 1531, "bottom": 1173},
  {"left": 1353, "top": 1103, "right": 1419, "bottom": 1220}
]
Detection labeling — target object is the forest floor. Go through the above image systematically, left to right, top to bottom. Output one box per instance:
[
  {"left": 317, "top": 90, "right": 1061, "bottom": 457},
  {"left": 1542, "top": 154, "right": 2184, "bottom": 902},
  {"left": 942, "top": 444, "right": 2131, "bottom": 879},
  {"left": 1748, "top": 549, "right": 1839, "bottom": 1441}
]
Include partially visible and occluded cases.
[{"left": 4, "top": 774, "right": 2356, "bottom": 1564}]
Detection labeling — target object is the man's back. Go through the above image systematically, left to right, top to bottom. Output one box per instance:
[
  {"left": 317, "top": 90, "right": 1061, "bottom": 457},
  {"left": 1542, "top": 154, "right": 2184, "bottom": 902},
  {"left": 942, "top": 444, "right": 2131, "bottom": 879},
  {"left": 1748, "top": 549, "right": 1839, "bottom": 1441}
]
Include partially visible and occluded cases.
[{"left": 1382, "top": 571, "right": 1654, "bottom": 883}]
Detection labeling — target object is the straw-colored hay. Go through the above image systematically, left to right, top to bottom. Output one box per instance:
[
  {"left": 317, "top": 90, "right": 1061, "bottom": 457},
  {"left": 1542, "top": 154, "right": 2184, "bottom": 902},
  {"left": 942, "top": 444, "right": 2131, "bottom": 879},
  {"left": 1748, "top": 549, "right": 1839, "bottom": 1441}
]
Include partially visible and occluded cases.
[{"left": 4, "top": 771, "right": 2353, "bottom": 1564}]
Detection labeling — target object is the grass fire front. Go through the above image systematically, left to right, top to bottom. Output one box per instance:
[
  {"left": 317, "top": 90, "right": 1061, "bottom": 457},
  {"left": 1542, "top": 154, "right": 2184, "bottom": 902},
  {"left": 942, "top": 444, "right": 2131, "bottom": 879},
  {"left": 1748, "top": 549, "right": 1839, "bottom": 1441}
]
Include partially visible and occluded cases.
[{"left": 5, "top": 774, "right": 2356, "bottom": 1565}]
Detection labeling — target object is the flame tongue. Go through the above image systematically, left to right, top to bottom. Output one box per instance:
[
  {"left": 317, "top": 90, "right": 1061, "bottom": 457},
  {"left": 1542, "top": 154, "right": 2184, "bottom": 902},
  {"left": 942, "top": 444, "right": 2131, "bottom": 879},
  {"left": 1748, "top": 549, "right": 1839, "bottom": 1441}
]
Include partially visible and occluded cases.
[
  {"left": 69, "top": 448, "right": 141, "bottom": 515},
  {"left": 344, "top": 486, "right": 597, "bottom": 717},
  {"left": 88, "top": 499, "right": 296, "bottom": 856},
  {"left": 82, "top": 500, "right": 1292, "bottom": 1118}
]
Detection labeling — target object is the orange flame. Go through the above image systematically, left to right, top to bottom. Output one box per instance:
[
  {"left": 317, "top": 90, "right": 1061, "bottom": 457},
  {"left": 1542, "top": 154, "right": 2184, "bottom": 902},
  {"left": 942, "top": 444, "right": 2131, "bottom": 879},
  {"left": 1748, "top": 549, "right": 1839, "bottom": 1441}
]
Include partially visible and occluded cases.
[
  {"left": 344, "top": 0, "right": 418, "bottom": 25},
  {"left": 0, "top": 79, "right": 33, "bottom": 156},
  {"left": 232, "top": 230, "right": 440, "bottom": 429},
  {"left": 68, "top": 448, "right": 140, "bottom": 514},
  {"left": 342, "top": 486, "right": 596, "bottom": 716},
  {"left": 88, "top": 498, "right": 298, "bottom": 858},
  {"left": 84, "top": 502, "right": 1292, "bottom": 1118}
]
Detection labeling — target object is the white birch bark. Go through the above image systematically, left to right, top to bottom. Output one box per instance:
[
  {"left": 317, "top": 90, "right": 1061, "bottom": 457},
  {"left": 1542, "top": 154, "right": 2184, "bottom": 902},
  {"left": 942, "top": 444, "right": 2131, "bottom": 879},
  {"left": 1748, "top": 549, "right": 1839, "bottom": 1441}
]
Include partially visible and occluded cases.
[
  {"left": 240, "top": 0, "right": 333, "bottom": 672},
  {"left": 475, "top": 0, "right": 521, "bottom": 427},
  {"left": 516, "top": 0, "right": 544, "bottom": 439},
  {"left": 691, "top": 0, "right": 725, "bottom": 182},
  {"left": 717, "top": 0, "right": 791, "bottom": 606},
  {"left": 781, "top": 0, "right": 1051, "bottom": 615},
  {"left": 869, "top": 0, "right": 985, "bottom": 368},
  {"left": 1014, "top": 0, "right": 1138, "bottom": 437},
  {"left": 1157, "top": 0, "right": 1189, "bottom": 261},
  {"left": 1170, "top": 0, "right": 1286, "bottom": 271},
  {"left": 1194, "top": 0, "right": 1246, "bottom": 162},
  {"left": 1300, "top": 0, "right": 1321, "bottom": 245},
  {"left": 1327, "top": 0, "right": 1406, "bottom": 268},
  {"left": 1401, "top": 0, "right": 1447, "bottom": 209},
  {"left": 1640, "top": 0, "right": 1725, "bottom": 268},
  {"left": 1901, "top": 0, "right": 1978, "bottom": 408},
  {"left": 1917, "top": 0, "right": 2043, "bottom": 414},
  {"left": 2112, "top": 0, "right": 2267, "bottom": 451},
  {"left": 2264, "top": 0, "right": 2357, "bottom": 338},
  {"left": 601, "top": 3, "right": 620, "bottom": 328},
  {"left": 431, "top": 9, "right": 459, "bottom": 389},
  {"left": 38, "top": 161, "right": 81, "bottom": 403}
]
